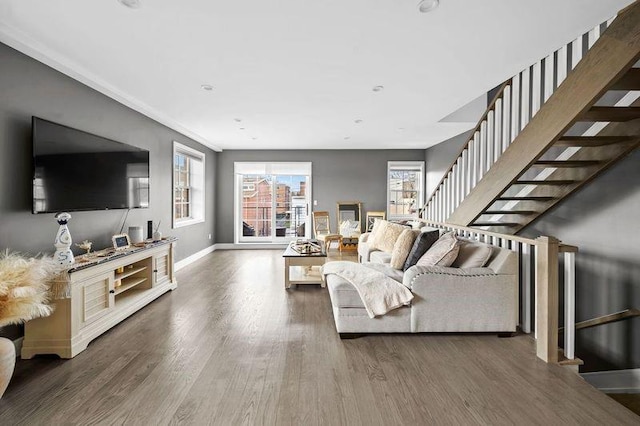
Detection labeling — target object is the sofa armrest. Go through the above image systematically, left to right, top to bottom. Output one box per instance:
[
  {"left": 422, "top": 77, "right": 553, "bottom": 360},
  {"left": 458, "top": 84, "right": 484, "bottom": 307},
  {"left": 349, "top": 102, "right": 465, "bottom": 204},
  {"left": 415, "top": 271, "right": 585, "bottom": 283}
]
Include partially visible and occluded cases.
[
  {"left": 359, "top": 232, "right": 371, "bottom": 243},
  {"left": 403, "top": 265, "right": 518, "bottom": 333}
]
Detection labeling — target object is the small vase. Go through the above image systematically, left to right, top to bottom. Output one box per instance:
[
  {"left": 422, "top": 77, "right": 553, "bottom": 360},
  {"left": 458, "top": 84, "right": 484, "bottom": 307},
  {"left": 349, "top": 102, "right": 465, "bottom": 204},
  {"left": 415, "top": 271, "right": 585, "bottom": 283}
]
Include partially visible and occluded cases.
[{"left": 0, "top": 337, "right": 16, "bottom": 399}]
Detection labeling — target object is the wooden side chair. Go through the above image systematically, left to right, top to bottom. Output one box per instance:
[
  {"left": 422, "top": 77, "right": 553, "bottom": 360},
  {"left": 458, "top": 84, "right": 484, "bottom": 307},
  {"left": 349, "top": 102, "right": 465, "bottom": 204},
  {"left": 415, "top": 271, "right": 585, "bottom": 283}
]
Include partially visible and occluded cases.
[{"left": 312, "top": 211, "right": 342, "bottom": 251}]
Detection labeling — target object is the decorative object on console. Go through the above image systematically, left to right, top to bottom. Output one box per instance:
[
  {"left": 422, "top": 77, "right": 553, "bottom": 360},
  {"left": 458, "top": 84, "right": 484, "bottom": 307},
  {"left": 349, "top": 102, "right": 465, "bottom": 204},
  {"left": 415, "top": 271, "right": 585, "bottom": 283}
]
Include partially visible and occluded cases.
[
  {"left": 365, "top": 211, "right": 386, "bottom": 232},
  {"left": 53, "top": 212, "right": 74, "bottom": 265},
  {"left": 147, "top": 220, "right": 154, "bottom": 240},
  {"left": 152, "top": 221, "right": 162, "bottom": 241},
  {"left": 128, "top": 226, "right": 144, "bottom": 244},
  {"left": 112, "top": 234, "right": 131, "bottom": 250},
  {"left": 75, "top": 240, "right": 93, "bottom": 256},
  {"left": 0, "top": 250, "right": 62, "bottom": 398}
]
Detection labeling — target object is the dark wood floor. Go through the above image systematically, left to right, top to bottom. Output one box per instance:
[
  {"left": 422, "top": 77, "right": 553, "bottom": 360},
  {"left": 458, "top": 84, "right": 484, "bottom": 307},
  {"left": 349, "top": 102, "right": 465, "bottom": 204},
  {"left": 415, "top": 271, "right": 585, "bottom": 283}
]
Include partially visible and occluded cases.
[{"left": 1, "top": 249, "right": 638, "bottom": 425}]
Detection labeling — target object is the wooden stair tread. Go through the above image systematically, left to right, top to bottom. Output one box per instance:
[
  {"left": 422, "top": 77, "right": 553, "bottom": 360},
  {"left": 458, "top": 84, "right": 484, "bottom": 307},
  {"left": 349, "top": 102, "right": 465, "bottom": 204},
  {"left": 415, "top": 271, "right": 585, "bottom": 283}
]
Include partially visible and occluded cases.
[
  {"left": 610, "top": 67, "right": 640, "bottom": 91},
  {"left": 581, "top": 106, "right": 640, "bottom": 122},
  {"left": 555, "top": 136, "right": 636, "bottom": 147},
  {"left": 532, "top": 160, "right": 601, "bottom": 168},
  {"left": 515, "top": 180, "right": 578, "bottom": 185},
  {"left": 498, "top": 196, "right": 556, "bottom": 201},
  {"left": 483, "top": 210, "right": 538, "bottom": 215},
  {"left": 471, "top": 222, "right": 520, "bottom": 227},
  {"left": 558, "top": 350, "right": 584, "bottom": 366}
]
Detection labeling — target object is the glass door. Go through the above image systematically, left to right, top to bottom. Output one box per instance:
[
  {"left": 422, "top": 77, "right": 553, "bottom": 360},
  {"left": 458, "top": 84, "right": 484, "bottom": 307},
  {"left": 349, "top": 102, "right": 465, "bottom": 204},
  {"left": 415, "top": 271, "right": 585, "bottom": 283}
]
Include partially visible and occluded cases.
[{"left": 236, "top": 164, "right": 311, "bottom": 243}]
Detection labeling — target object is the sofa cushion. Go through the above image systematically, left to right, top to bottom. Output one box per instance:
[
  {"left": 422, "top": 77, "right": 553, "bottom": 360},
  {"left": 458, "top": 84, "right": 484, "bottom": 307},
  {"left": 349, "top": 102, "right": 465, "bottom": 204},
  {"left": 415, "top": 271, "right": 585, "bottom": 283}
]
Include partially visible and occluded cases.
[
  {"left": 371, "top": 221, "right": 408, "bottom": 253},
  {"left": 390, "top": 229, "right": 419, "bottom": 270},
  {"left": 403, "top": 229, "right": 440, "bottom": 271},
  {"left": 416, "top": 231, "right": 459, "bottom": 267},
  {"left": 452, "top": 239, "right": 493, "bottom": 268},
  {"left": 370, "top": 251, "right": 392, "bottom": 264}
]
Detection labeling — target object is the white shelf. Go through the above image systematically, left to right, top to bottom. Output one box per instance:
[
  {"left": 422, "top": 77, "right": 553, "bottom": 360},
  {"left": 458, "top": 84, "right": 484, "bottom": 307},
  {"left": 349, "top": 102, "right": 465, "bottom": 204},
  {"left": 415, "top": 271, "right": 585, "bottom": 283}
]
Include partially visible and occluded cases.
[
  {"left": 115, "top": 266, "right": 147, "bottom": 281},
  {"left": 114, "top": 277, "right": 147, "bottom": 295}
]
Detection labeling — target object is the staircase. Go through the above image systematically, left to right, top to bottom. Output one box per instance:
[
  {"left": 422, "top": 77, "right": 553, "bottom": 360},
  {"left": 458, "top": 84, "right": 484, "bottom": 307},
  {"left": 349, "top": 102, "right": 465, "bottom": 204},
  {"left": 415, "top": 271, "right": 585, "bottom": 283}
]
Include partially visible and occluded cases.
[
  {"left": 421, "top": 1, "right": 640, "bottom": 365},
  {"left": 424, "top": 2, "right": 640, "bottom": 233}
]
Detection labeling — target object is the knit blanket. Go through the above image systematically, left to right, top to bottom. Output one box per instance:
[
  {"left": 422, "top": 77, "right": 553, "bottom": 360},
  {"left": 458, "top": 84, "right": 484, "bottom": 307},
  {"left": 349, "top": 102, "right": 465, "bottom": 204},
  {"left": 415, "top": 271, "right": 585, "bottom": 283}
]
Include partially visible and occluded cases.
[{"left": 321, "top": 261, "right": 413, "bottom": 318}]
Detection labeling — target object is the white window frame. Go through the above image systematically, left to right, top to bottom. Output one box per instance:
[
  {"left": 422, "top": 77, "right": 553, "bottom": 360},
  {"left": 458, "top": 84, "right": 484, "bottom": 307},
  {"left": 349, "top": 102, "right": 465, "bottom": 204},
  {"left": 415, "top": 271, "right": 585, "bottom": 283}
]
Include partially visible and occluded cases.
[
  {"left": 173, "top": 141, "right": 206, "bottom": 229},
  {"left": 387, "top": 161, "right": 425, "bottom": 220}
]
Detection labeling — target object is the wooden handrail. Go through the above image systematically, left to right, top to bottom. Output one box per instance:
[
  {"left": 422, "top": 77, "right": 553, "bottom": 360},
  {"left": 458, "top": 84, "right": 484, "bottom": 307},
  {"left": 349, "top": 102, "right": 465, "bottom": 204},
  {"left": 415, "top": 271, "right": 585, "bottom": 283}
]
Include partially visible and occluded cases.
[
  {"left": 423, "top": 79, "right": 512, "bottom": 209},
  {"left": 424, "top": 220, "right": 538, "bottom": 246},
  {"left": 559, "top": 308, "right": 640, "bottom": 333}
]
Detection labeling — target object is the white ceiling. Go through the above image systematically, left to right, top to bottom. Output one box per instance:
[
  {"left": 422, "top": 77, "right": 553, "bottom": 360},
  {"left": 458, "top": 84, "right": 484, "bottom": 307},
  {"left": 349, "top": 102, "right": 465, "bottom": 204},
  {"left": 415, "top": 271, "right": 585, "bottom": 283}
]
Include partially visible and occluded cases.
[{"left": 0, "top": 0, "right": 633, "bottom": 151}]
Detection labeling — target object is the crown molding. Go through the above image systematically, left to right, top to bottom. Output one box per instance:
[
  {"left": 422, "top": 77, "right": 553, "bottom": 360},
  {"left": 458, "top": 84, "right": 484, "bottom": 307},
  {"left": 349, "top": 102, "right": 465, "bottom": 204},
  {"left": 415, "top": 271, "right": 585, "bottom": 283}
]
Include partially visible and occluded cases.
[{"left": 0, "top": 22, "right": 222, "bottom": 152}]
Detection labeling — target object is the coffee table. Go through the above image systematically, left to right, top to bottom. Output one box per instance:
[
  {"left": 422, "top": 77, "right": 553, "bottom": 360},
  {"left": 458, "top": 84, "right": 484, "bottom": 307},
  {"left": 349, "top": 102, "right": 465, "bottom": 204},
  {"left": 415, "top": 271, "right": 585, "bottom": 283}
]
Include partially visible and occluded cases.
[{"left": 283, "top": 241, "right": 327, "bottom": 289}]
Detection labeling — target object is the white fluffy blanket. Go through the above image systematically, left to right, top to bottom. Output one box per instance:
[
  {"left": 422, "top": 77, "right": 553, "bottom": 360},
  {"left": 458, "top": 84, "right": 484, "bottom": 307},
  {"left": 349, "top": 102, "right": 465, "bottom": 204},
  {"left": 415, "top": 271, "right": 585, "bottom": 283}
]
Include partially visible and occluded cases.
[{"left": 321, "top": 261, "right": 413, "bottom": 318}]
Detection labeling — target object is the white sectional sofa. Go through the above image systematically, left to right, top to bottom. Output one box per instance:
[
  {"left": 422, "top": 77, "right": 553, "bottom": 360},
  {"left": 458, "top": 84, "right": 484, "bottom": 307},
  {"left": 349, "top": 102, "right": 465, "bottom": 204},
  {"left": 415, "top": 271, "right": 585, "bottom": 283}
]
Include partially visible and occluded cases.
[{"left": 325, "top": 226, "right": 519, "bottom": 337}]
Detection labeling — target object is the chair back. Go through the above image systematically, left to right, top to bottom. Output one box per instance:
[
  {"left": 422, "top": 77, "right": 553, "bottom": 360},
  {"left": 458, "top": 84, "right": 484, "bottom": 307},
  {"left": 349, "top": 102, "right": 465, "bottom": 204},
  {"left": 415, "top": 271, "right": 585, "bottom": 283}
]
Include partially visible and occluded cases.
[{"left": 312, "top": 211, "right": 331, "bottom": 237}]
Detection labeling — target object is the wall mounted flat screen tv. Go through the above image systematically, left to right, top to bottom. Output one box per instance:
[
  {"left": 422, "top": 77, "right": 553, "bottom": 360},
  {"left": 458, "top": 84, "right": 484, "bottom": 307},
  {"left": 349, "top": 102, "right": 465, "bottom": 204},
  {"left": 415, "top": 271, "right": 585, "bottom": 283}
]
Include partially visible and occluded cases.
[{"left": 32, "top": 117, "right": 150, "bottom": 214}]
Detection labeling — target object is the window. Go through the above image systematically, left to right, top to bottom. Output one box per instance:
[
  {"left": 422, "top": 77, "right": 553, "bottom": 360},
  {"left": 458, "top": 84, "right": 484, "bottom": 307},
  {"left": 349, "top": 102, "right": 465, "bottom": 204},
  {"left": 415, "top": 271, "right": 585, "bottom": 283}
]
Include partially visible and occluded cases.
[
  {"left": 173, "top": 142, "right": 205, "bottom": 228},
  {"left": 387, "top": 161, "right": 424, "bottom": 220},
  {"left": 234, "top": 162, "right": 312, "bottom": 243}
]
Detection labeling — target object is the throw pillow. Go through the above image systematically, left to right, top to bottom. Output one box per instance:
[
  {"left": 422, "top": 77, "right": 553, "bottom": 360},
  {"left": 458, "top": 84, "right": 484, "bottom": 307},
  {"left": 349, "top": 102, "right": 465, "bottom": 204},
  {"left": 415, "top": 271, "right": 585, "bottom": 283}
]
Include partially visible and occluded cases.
[
  {"left": 369, "top": 219, "right": 388, "bottom": 249},
  {"left": 370, "top": 220, "right": 407, "bottom": 253},
  {"left": 390, "top": 229, "right": 419, "bottom": 270},
  {"left": 403, "top": 229, "right": 440, "bottom": 271},
  {"left": 416, "top": 231, "right": 460, "bottom": 267},
  {"left": 451, "top": 239, "right": 493, "bottom": 268}
]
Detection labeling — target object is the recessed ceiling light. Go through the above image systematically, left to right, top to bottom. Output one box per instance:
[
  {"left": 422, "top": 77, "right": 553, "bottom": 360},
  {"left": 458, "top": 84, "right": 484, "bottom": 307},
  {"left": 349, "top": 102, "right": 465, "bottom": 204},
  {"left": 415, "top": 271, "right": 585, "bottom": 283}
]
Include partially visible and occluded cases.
[
  {"left": 118, "top": 0, "right": 141, "bottom": 9},
  {"left": 418, "top": 0, "right": 439, "bottom": 13},
  {"left": 201, "top": 84, "right": 213, "bottom": 91},
  {"left": 372, "top": 85, "right": 384, "bottom": 92},
  {"left": 234, "top": 118, "right": 242, "bottom": 122},
  {"left": 354, "top": 119, "right": 363, "bottom": 124},
  {"left": 239, "top": 127, "right": 245, "bottom": 130},
  {"left": 397, "top": 127, "right": 405, "bottom": 131},
  {"left": 344, "top": 136, "right": 351, "bottom": 140},
  {"left": 252, "top": 137, "right": 257, "bottom": 140}
]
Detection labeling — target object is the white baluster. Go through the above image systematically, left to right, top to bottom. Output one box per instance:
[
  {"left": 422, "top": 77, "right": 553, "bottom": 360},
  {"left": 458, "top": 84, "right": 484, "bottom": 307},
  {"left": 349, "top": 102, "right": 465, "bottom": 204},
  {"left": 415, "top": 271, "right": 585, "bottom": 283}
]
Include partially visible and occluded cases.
[
  {"left": 587, "top": 24, "right": 600, "bottom": 49},
  {"left": 570, "top": 35, "right": 583, "bottom": 70},
  {"left": 557, "top": 45, "right": 568, "bottom": 88},
  {"left": 544, "top": 54, "right": 554, "bottom": 102},
  {"left": 531, "top": 61, "right": 542, "bottom": 116},
  {"left": 520, "top": 68, "right": 531, "bottom": 130},
  {"left": 511, "top": 74, "right": 520, "bottom": 142},
  {"left": 502, "top": 85, "right": 511, "bottom": 150},
  {"left": 494, "top": 98, "right": 503, "bottom": 163},
  {"left": 487, "top": 111, "right": 495, "bottom": 169},
  {"left": 479, "top": 121, "right": 487, "bottom": 179},
  {"left": 473, "top": 131, "right": 480, "bottom": 185},
  {"left": 467, "top": 140, "right": 474, "bottom": 194},
  {"left": 461, "top": 149, "right": 468, "bottom": 198},
  {"left": 521, "top": 243, "right": 532, "bottom": 333},
  {"left": 564, "top": 251, "right": 576, "bottom": 360}
]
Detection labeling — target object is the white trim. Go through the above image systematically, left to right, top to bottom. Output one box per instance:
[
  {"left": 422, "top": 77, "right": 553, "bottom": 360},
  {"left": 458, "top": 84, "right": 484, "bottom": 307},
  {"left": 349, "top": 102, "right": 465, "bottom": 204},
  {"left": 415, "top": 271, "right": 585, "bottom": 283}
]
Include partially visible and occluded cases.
[
  {"left": 0, "top": 23, "right": 222, "bottom": 153},
  {"left": 216, "top": 243, "right": 288, "bottom": 250},
  {"left": 175, "top": 244, "right": 216, "bottom": 271},
  {"left": 581, "top": 369, "right": 640, "bottom": 393}
]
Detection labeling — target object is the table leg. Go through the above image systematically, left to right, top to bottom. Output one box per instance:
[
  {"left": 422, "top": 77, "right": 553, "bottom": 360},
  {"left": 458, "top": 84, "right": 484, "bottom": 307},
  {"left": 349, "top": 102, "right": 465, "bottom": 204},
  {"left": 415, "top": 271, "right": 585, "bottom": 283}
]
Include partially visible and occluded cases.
[{"left": 285, "top": 258, "right": 291, "bottom": 289}]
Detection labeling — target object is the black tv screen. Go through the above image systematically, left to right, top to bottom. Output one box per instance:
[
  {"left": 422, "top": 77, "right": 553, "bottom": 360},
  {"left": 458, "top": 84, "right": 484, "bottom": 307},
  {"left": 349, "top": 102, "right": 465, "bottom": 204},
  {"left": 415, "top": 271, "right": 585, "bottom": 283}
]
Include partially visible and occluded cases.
[{"left": 32, "top": 117, "right": 150, "bottom": 214}]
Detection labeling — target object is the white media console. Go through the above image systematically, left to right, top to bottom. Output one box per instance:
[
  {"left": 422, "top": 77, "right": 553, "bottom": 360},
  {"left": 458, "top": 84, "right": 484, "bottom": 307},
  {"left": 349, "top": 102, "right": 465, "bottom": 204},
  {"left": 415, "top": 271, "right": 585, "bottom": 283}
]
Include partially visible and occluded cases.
[{"left": 21, "top": 239, "right": 177, "bottom": 359}]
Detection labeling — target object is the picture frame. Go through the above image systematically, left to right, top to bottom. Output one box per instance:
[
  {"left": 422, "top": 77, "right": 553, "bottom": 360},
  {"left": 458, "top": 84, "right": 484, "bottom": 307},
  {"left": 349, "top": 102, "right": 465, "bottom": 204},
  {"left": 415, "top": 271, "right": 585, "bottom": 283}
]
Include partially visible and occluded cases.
[
  {"left": 366, "top": 211, "right": 386, "bottom": 232},
  {"left": 112, "top": 233, "right": 131, "bottom": 251}
]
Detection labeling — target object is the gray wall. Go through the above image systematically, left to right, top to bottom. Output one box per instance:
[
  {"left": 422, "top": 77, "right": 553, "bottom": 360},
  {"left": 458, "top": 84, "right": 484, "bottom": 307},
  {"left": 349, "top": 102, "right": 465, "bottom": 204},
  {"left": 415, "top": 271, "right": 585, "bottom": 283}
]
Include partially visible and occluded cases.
[
  {"left": 0, "top": 42, "right": 216, "bottom": 263},
  {"left": 425, "top": 130, "right": 472, "bottom": 196},
  {"left": 425, "top": 136, "right": 639, "bottom": 372},
  {"left": 216, "top": 150, "right": 425, "bottom": 243}
]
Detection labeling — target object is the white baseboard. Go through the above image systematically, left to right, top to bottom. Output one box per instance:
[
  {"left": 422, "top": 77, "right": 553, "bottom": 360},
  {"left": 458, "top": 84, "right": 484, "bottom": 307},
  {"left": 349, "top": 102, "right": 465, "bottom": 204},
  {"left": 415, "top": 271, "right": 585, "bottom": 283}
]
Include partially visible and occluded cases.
[
  {"left": 216, "top": 243, "right": 287, "bottom": 250},
  {"left": 175, "top": 244, "right": 216, "bottom": 271},
  {"left": 581, "top": 368, "right": 640, "bottom": 393}
]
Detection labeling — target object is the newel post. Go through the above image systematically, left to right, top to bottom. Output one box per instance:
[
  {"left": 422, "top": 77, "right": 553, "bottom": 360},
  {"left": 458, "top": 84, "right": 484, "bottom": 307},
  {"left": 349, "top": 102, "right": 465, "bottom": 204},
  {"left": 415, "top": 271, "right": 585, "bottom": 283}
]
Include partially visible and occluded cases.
[{"left": 535, "top": 236, "right": 560, "bottom": 363}]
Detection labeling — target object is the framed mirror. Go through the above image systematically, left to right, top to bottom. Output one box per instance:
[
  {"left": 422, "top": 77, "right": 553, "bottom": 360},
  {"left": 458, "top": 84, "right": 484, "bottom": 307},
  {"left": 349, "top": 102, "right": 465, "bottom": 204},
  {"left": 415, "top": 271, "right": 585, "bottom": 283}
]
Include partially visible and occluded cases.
[
  {"left": 336, "top": 201, "right": 362, "bottom": 236},
  {"left": 365, "top": 211, "right": 386, "bottom": 232}
]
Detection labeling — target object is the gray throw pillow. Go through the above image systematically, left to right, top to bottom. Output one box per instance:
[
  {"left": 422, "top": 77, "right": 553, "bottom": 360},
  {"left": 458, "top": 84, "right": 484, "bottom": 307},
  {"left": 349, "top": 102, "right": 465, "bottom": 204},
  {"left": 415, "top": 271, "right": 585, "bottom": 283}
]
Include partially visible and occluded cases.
[{"left": 403, "top": 229, "right": 440, "bottom": 271}]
